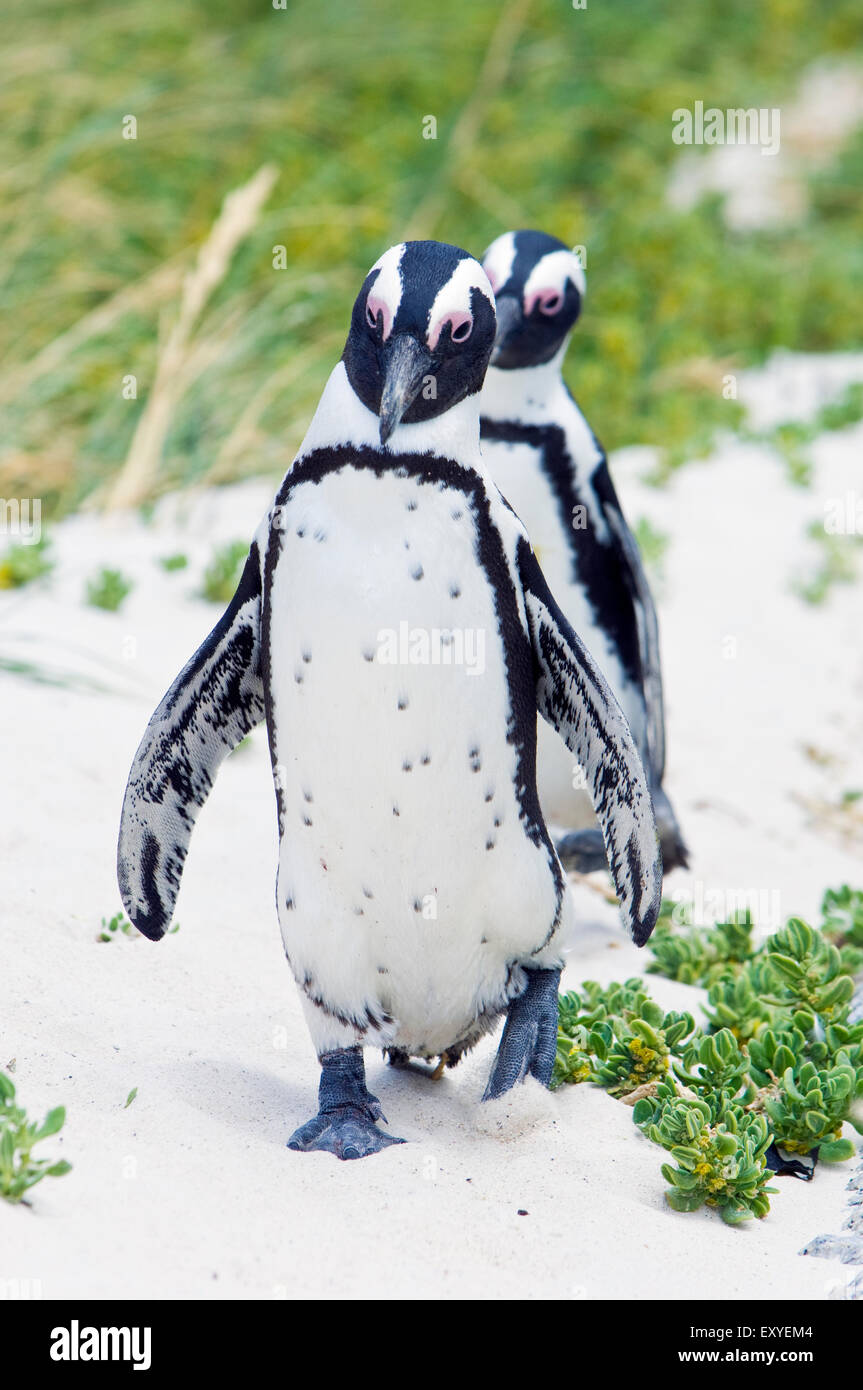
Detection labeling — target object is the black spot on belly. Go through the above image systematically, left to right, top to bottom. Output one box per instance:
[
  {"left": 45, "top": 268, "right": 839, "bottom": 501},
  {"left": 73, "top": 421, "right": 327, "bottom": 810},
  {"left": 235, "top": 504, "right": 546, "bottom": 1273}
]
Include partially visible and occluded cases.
[
  {"left": 406, "top": 499, "right": 418, "bottom": 511},
  {"left": 451, "top": 508, "right": 463, "bottom": 520},
  {"left": 296, "top": 527, "right": 305, "bottom": 538},
  {"left": 313, "top": 528, "right": 327, "bottom": 542},
  {"left": 411, "top": 565, "right": 424, "bottom": 581},
  {"left": 450, "top": 584, "right": 461, "bottom": 599},
  {"left": 362, "top": 648, "right": 375, "bottom": 663},
  {"left": 302, "top": 650, "right": 312, "bottom": 663},
  {"left": 294, "top": 671, "right": 303, "bottom": 684},
  {"left": 397, "top": 694, "right": 408, "bottom": 710},
  {"left": 469, "top": 747, "right": 482, "bottom": 772},
  {"left": 420, "top": 753, "right": 430, "bottom": 766},
  {"left": 402, "top": 760, "right": 412, "bottom": 772},
  {"left": 303, "top": 789, "right": 313, "bottom": 803},
  {"left": 484, "top": 789, "right": 494, "bottom": 803},
  {"left": 392, "top": 804, "right": 400, "bottom": 817},
  {"left": 303, "top": 814, "right": 313, "bottom": 827},
  {"left": 493, "top": 816, "right": 502, "bottom": 828},
  {"left": 486, "top": 838, "right": 496, "bottom": 851},
  {"left": 362, "top": 886, "right": 374, "bottom": 900},
  {"left": 285, "top": 896, "right": 295, "bottom": 911},
  {"left": 413, "top": 899, "right": 422, "bottom": 913},
  {"left": 353, "top": 906, "right": 364, "bottom": 917},
  {"left": 480, "top": 935, "right": 488, "bottom": 945},
  {"left": 377, "top": 965, "right": 388, "bottom": 975}
]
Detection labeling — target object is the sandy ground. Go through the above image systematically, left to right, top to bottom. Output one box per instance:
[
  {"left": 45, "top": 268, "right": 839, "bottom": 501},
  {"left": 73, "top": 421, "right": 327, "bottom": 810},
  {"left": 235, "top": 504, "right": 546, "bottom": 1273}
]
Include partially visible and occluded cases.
[{"left": 2, "top": 351, "right": 862, "bottom": 1301}]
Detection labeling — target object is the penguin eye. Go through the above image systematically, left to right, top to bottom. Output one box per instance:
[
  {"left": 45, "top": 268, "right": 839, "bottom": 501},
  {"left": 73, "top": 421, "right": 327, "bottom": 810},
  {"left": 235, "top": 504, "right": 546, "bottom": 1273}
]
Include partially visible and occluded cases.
[
  {"left": 538, "top": 292, "right": 563, "bottom": 316},
  {"left": 366, "top": 304, "right": 379, "bottom": 330},
  {"left": 449, "top": 314, "right": 473, "bottom": 344}
]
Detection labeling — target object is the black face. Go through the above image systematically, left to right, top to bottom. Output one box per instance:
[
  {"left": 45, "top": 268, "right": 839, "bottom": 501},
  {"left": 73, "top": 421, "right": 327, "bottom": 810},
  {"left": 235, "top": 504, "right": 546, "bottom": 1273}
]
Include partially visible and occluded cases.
[
  {"left": 482, "top": 230, "right": 583, "bottom": 371},
  {"left": 342, "top": 241, "right": 497, "bottom": 445}
]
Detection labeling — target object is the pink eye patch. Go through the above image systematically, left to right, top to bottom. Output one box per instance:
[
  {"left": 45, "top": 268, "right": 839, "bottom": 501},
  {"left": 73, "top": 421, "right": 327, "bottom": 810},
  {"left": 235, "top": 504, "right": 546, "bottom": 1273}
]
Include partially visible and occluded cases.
[
  {"left": 525, "top": 288, "right": 564, "bottom": 317},
  {"left": 365, "top": 292, "right": 394, "bottom": 340},
  {"left": 428, "top": 310, "right": 473, "bottom": 351}
]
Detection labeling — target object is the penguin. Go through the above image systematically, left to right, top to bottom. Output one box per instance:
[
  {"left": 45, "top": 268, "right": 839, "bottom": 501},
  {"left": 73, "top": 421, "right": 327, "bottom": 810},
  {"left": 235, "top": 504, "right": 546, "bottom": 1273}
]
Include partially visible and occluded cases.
[
  {"left": 479, "top": 229, "right": 689, "bottom": 874},
  {"left": 117, "top": 240, "right": 662, "bottom": 1161}
]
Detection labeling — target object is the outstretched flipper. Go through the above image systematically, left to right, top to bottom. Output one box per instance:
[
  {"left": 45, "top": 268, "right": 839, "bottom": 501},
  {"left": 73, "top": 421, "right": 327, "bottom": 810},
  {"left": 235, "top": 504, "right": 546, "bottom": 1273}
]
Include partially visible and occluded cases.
[
  {"left": 517, "top": 537, "right": 662, "bottom": 946},
  {"left": 117, "top": 542, "right": 265, "bottom": 940}
]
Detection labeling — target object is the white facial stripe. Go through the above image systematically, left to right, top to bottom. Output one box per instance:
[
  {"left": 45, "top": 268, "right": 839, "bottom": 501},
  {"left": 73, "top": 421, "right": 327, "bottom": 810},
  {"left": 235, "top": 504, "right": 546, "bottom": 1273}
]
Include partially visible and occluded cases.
[
  {"left": 481, "top": 232, "right": 516, "bottom": 296},
  {"left": 367, "top": 243, "right": 406, "bottom": 341},
  {"left": 523, "top": 249, "right": 586, "bottom": 311},
  {"left": 427, "top": 257, "right": 494, "bottom": 350}
]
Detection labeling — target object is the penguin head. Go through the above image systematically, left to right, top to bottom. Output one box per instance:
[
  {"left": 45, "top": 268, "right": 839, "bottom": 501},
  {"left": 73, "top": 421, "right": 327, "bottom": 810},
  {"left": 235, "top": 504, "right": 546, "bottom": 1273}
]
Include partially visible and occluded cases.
[
  {"left": 481, "top": 230, "right": 586, "bottom": 371},
  {"left": 342, "top": 241, "right": 497, "bottom": 446}
]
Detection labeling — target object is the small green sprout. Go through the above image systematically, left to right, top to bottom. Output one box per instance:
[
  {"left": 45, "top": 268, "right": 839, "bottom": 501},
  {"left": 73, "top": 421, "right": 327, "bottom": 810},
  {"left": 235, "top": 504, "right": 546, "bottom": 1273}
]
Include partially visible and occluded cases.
[
  {"left": 0, "top": 536, "right": 53, "bottom": 589},
  {"left": 200, "top": 540, "right": 248, "bottom": 603},
  {"left": 158, "top": 553, "right": 188, "bottom": 572},
  {"left": 85, "top": 568, "right": 133, "bottom": 612},
  {"left": 98, "top": 911, "right": 136, "bottom": 942},
  {"left": 0, "top": 1072, "right": 72, "bottom": 1204},
  {"left": 124, "top": 1088, "right": 137, "bottom": 1109}
]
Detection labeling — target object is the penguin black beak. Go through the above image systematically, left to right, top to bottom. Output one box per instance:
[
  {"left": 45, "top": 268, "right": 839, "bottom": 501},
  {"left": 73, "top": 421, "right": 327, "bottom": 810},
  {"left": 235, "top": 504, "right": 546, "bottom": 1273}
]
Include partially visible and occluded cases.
[
  {"left": 490, "top": 295, "right": 521, "bottom": 363},
  {"left": 379, "top": 334, "right": 434, "bottom": 446}
]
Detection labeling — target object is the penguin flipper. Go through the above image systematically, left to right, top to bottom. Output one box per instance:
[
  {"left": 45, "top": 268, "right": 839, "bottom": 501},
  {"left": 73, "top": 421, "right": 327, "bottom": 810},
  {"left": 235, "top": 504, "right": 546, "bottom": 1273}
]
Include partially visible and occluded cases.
[
  {"left": 592, "top": 463, "right": 666, "bottom": 783},
  {"left": 517, "top": 537, "right": 662, "bottom": 946},
  {"left": 117, "top": 541, "right": 265, "bottom": 940}
]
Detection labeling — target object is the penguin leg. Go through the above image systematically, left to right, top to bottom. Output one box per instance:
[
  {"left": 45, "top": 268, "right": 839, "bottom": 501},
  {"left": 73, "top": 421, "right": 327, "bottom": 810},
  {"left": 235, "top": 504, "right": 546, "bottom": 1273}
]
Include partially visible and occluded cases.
[
  {"left": 554, "top": 827, "right": 608, "bottom": 875},
  {"left": 482, "top": 967, "right": 561, "bottom": 1101},
  {"left": 288, "top": 1047, "right": 406, "bottom": 1160}
]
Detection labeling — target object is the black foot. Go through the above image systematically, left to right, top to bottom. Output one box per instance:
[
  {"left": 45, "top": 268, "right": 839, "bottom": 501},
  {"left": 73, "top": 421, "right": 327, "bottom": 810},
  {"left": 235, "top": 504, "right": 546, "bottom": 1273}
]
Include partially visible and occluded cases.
[
  {"left": 555, "top": 828, "right": 608, "bottom": 874},
  {"left": 483, "top": 967, "right": 561, "bottom": 1101},
  {"left": 288, "top": 1046, "right": 405, "bottom": 1160},
  {"left": 288, "top": 1107, "right": 405, "bottom": 1159}
]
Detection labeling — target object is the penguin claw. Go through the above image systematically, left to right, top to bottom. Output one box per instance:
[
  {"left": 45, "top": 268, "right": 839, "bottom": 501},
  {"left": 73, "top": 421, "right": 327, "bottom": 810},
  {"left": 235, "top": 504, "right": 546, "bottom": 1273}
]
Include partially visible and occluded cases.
[
  {"left": 483, "top": 966, "right": 561, "bottom": 1101},
  {"left": 287, "top": 1107, "right": 406, "bottom": 1160}
]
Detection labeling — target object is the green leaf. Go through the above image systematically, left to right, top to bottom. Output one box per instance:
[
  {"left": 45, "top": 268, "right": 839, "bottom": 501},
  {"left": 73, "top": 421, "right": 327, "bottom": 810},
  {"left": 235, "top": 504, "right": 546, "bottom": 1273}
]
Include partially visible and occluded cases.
[
  {"left": 124, "top": 1088, "right": 138, "bottom": 1109},
  {"left": 34, "top": 1107, "right": 66, "bottom": 1141},
  {"left": 817, "top": 1138, "right": 856, "bottom": 1163},
  {"left": 45, "top": 1160, "right": 72, "bottom": 1178},
  {"left": 665, "top": 1188, "right": 704, "bottom": 1213}
]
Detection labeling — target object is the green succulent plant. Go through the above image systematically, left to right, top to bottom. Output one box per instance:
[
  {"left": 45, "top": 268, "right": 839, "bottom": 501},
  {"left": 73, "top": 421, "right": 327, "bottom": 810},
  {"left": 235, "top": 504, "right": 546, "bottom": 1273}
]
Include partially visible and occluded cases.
[
  {"left": 200, "top": 540, "right": 248, "bottom": 604},
  {"left": 85, "top": 567, "right": 133, "bottom": 612},
  {"left": 821, "top": 886, "right": 863, "bottom": 948},
  {"left": 647, "top": 912, "right": 756, "bottom": 988},
  {"left": 762, "top": 918, "right": 856, "bottom": 1020},
  {"left": 762, "top": 1057, "right": 863, "bottom": 1162},
  {"left": 0, "top": 1072, "right": 72, "bottom": 1204},
  {"left": 632, "top": 1080, "right": 775, "bottom": 1225}
]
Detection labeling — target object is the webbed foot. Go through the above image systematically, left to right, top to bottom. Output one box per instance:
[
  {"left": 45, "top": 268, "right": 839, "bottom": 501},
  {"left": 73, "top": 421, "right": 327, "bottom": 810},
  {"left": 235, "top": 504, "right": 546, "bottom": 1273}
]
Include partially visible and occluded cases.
[
  {"left": 483, "top": 967, "right": 561, "bottom": 1101},
  {"left": 288, "top": 1046, "right": 405, "bottom": 1159},
  {"left": 288, "top": 1107, "right": 405, "bottom": 1159}
]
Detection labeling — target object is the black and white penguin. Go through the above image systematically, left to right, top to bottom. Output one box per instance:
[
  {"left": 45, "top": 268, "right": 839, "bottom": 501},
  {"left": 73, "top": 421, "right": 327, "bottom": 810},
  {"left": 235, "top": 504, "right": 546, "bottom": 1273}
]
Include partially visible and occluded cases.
[
  {"left": 479, "top": 229, "right": 689, "bottom": 873},
  {"left": 117, "top": 240, "right": 662, "bottom": 1161}
]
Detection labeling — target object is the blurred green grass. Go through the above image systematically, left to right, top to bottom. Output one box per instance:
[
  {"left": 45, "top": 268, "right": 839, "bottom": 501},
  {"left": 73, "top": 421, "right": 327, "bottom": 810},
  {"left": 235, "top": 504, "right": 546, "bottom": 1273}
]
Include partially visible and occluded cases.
[{"left": 1, "top": 0, "right": 862, "bottom": 515}]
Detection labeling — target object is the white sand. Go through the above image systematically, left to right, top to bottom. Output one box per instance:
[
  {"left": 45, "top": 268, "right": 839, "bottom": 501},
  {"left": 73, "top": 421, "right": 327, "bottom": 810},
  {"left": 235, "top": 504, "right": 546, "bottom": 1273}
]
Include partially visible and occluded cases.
[{"left": 2, "top": 352, "right": 862, "bottom": 1300}]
